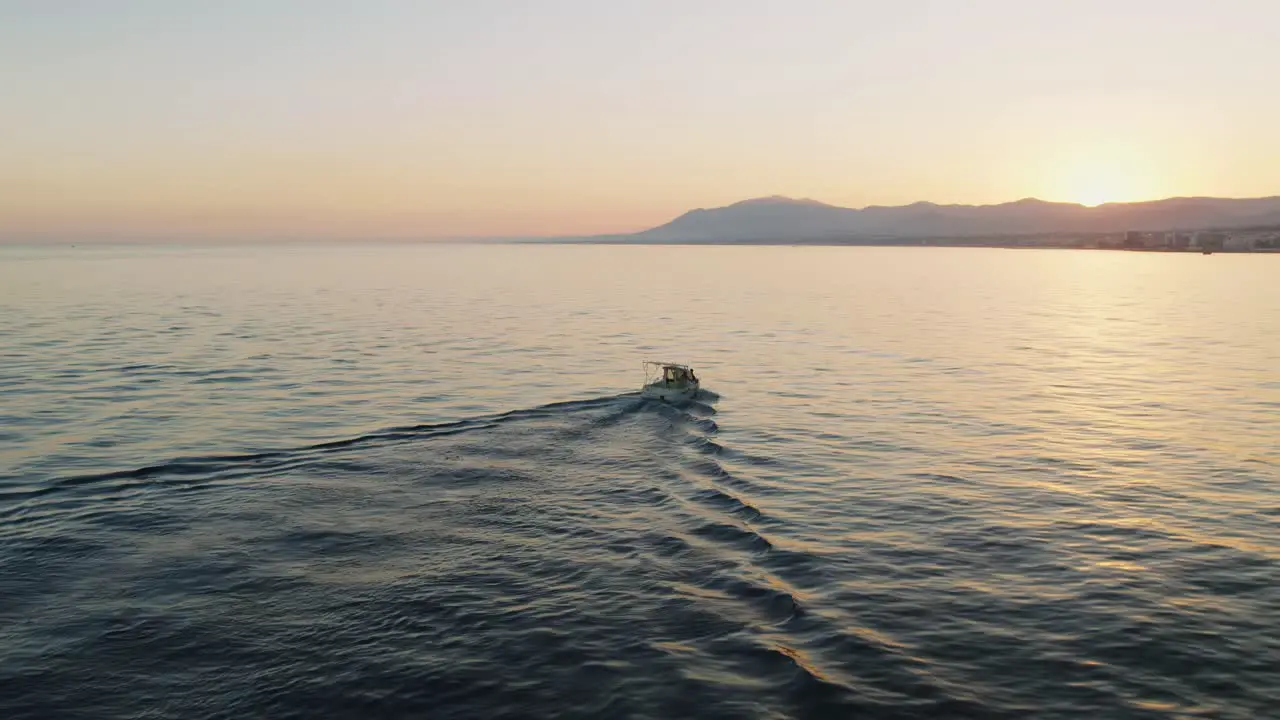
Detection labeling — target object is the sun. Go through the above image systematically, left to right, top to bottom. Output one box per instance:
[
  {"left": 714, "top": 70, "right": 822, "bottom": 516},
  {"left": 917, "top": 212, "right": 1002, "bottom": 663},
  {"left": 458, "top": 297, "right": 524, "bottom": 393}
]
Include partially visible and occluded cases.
[
  {"left": 1049, "top": 145, "right": 1165, "bottom": 208},
  {"left": 1061, "top": 173, "right": 1156, "bottom": 208},
  {"left": 1068, "top": 177, "right": 1136, "bottom": 207},
  {"left": 1075, "top": 191, "right": 1111, "bottom": 208}
]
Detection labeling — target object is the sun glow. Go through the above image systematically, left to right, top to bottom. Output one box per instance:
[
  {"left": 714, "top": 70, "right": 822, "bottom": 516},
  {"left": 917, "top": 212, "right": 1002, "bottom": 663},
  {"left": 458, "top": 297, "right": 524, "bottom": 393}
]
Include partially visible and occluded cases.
[
  {"left": 1046, "top": 140, "right": 1169, "bottom": 208},
  {"left": 1063, "top": 168, "right": 1153, "bottom": 208},
  {"left": 1060, "top": 172, "right": 1161, "bottom": 208},
  {"left": 1075, "top": 191, "right": 1112, "bottom": 208}
]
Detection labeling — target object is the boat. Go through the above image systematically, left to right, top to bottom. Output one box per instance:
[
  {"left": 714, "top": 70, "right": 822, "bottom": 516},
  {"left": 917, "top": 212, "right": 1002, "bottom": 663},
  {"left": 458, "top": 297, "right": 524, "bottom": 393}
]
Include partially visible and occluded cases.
[{"left": 641, "top": 361, "right": 700, "bottom": 403}]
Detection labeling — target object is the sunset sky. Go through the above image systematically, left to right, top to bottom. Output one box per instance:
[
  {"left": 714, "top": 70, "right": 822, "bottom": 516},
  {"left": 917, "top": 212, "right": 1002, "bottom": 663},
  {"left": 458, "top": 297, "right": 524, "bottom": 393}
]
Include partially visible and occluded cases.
[{"left": 2, "top": 0, "right": 1278, "bottom": 240}]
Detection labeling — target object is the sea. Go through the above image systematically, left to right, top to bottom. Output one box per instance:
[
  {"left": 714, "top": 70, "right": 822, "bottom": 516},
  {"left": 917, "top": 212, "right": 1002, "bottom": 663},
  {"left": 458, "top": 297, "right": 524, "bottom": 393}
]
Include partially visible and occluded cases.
[{"left": 1, "top": 243, "right": 1276, "bottom": 719}]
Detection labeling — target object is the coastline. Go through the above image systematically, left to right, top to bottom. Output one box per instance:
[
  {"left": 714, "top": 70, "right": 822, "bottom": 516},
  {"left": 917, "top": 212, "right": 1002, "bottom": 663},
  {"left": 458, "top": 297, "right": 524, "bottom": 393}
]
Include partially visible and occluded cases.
[{"left": 516, "top": 237, "right": 1280, "bottom": 253}]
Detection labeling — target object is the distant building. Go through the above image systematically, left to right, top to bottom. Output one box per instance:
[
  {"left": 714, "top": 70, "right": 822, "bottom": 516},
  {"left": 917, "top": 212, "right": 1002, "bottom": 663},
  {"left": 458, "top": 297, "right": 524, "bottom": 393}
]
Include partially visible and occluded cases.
[
  {"left": 1123, "top": 231, "right": 1144, "bottom": 248},
  {"left": 1164, "top": 231, "right": 1191, "bottom": 249},
  {"left": 1194, "top": 231, "right": 1227, "bottom": 251},
  {"left": 1224, "top": 235, "right": 1254, "bottom": 251}
]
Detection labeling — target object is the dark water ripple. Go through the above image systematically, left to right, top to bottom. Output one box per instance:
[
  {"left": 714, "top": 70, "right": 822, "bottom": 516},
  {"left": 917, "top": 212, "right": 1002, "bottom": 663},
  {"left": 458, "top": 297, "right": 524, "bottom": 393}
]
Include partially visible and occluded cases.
[
  {"left": 2, "top": 244, "right": 1278, "bottom": 719},
  {"left": 4, "top": 397, "right": 900, "bottom": 719}
]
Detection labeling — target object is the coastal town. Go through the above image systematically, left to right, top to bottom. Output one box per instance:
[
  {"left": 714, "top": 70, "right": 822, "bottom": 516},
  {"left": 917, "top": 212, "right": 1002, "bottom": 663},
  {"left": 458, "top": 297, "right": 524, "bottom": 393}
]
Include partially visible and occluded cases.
[
  {"left": 904, "top": 227, "right": 1280, "bottom": 252},
  {"left": 1110, "top": 229, "right": 1280, "bottom": 252}
]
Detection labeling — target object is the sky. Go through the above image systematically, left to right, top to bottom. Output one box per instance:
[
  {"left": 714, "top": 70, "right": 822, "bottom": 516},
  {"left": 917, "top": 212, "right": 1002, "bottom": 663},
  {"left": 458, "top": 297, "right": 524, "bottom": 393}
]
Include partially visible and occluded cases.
[{"left": 2, "top": 0, "right": 1278, "bottom": 240}]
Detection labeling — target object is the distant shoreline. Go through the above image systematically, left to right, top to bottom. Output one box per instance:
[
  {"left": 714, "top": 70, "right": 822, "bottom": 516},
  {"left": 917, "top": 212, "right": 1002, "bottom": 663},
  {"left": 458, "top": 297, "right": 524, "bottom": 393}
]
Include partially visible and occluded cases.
[
  {"left": 6, "top": 233, "right": 1280, "bottom": 252},
  {"left": 514, "top": 237, "right": 1280, "bottom": 253},
  {"left": 4, "top": 239, "right": 1279, "bottom": 253}
]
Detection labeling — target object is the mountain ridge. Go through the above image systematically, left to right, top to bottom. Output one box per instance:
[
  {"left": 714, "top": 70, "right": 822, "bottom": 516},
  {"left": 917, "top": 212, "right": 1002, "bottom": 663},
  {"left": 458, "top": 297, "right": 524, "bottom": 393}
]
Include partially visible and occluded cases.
[{"left": 633, "top": 195, "right": 1280, "bottom": 242}]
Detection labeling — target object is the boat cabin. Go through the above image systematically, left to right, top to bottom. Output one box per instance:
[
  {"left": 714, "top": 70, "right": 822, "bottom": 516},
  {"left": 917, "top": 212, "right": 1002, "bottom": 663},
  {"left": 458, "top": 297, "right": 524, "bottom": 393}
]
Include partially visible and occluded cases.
[
  {"left": 641, "top": 361, "right": 700, "bottom": 401},
  {"left": 661, "top": 364, "right": 695, "bottom": 384}
]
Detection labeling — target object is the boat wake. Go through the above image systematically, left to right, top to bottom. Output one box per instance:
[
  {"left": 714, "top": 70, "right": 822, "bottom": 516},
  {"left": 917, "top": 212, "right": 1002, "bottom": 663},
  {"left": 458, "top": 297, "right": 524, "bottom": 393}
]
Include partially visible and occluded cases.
[
  {"left": 0, "top": 387, "right": 966, "bottom": 718},
  {"left": 5, "top": 394, "right": 640, "bottom": 495}
]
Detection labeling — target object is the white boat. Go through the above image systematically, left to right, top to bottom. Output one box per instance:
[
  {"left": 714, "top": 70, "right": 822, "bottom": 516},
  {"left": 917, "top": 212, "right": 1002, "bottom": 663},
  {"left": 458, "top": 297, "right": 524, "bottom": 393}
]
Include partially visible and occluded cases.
[{"left": 641, "top": 361, "right": 700, "bottom": 402}]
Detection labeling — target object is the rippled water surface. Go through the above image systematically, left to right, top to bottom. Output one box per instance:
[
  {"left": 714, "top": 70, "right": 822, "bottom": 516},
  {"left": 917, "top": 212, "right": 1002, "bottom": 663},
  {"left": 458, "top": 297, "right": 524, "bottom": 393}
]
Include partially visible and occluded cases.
[{"left": 2, "top": 244, "right": 1277, "bottom": 719}]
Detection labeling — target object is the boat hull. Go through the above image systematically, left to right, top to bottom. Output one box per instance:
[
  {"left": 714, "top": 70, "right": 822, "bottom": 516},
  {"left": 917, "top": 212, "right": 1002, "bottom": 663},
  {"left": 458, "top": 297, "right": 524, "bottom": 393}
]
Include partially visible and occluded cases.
[{"left": 641, "top": 381, "right": 699, "bottom": 403}]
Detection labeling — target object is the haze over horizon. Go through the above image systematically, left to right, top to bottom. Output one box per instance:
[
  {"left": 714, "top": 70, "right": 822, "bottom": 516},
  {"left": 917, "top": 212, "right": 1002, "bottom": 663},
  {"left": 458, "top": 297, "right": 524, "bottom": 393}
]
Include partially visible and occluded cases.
[{"left": 3, "top": 1, "right": 1279, "bottom": 241}]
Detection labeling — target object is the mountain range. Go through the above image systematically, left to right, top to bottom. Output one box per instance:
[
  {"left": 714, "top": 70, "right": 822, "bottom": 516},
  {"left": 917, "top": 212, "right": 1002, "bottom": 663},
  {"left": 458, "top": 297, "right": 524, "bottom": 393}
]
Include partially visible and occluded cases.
[{"left": 629, "top": 195, "right": 1280, "bottom": 242}]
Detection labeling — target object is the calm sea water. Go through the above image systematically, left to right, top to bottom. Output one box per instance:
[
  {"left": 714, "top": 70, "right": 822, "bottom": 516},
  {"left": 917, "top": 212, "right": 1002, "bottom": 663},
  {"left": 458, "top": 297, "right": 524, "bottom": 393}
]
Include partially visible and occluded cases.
[{"left": 1, "top": 243, "right": 1277, "bottom": 719}]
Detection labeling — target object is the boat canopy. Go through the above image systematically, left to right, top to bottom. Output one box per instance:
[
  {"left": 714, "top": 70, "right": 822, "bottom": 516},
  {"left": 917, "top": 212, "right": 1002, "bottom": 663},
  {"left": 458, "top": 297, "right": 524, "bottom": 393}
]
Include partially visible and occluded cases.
[{"left": 643, "top": 360, "right": 696, "bottom": 384}]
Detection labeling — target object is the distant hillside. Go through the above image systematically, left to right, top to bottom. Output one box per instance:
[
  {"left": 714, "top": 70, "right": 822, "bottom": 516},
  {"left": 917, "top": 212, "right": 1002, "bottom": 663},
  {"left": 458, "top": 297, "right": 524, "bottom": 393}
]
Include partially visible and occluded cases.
[{"left": 632, "top": 195, "right": 1280, "bottom": 242}]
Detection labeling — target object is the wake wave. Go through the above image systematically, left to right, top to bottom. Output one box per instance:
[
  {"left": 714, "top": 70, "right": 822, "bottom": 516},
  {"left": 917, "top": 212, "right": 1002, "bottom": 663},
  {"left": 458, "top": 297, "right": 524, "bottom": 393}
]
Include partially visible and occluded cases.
[
  {"left": 0, "top": 382, "right": 963, "bottom": 717},
  {"left": 0, "top": 392, "right": 697, "bottom": 513}
]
